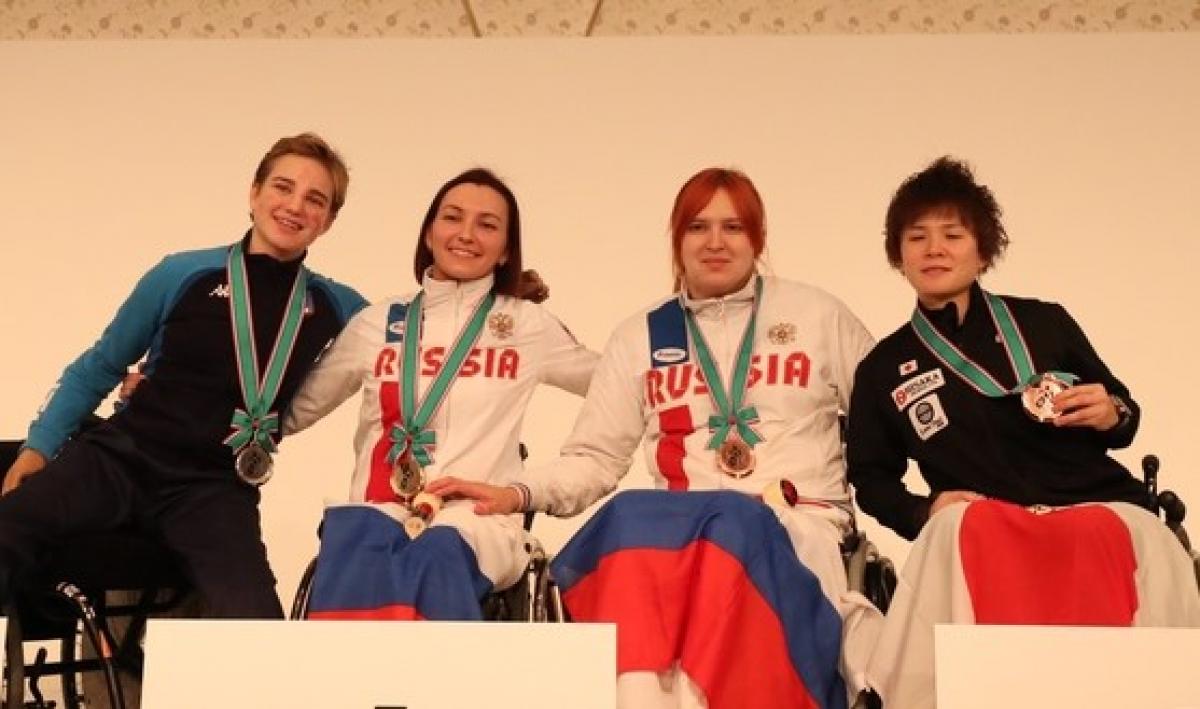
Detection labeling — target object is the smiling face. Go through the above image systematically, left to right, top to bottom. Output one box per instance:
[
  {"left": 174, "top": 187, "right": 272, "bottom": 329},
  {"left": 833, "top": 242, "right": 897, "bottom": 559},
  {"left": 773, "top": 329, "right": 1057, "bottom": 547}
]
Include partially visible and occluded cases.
[
  {"left": 246, "top": 154, "right": 335, "bottom": 261},
  {"left": 424, "top": 183, "right": 510, "bottom": 283},
  {"left": 677, "top": 188, "right": 758, "bottom": 299},
  {"left": 899, "top": 208, "right": 986, "bottom": 311}
]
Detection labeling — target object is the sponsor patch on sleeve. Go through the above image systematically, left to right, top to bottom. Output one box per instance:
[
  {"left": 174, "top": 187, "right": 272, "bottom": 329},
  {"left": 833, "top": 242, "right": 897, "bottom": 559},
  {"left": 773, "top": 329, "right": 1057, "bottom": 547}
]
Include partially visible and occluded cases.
[
  {"left": 891, "top": 368, "right": 945, "bottom": 411},
  {"left": 908, "top": 393, "right": 949, "bottom": 441}
]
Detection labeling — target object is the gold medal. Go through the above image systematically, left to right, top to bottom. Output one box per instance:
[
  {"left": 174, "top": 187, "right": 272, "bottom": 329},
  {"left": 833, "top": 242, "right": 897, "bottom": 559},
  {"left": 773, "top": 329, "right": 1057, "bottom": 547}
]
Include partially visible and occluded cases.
[
  {"left": 1021, "top": 372, "right": 1072, "bottom": 423},
  {"left": 717, "top": 436, "right": 755, "bottom": 478},
  {"left": 235, "top": 443, "right": 274, "bottom": 486},
  {"left": 389, "top": 455, "right": 426, "bottom": 499}
]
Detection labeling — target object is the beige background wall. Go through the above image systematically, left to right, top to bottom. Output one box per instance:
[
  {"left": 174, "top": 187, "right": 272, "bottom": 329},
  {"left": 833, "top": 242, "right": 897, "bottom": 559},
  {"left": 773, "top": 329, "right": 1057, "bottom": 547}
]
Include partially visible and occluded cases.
[{"left": 1, "top": 32, "right": 1197, "bottom": 605}]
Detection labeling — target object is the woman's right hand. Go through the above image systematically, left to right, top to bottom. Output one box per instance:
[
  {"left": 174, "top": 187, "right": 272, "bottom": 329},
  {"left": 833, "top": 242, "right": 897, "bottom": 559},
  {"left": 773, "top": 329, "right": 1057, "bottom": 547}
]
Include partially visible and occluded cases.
[
  {"left": 118, "top": 369, "right": 145, "bottom": 404},
  {"left": 2, "top": 448, "right": 48, "bottom": 495},
  {"left": 425, "top": 476, "right": 523, "bottom": 516}
]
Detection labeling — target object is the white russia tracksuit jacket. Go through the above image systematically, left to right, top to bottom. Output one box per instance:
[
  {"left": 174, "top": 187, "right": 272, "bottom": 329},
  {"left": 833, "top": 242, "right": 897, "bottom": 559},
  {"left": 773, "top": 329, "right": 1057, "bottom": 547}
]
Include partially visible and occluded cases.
[{"left": 286, "top": 272, "right": 597, "bottom": 588}]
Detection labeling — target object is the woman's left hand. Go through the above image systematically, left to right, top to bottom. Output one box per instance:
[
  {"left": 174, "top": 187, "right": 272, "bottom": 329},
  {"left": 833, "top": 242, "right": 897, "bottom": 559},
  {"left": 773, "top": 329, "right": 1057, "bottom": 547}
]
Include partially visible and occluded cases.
[
  {"left": 1051, "top": 383, "right": 1119, "bottom": 431},
  {"left": 425, "top": 476, "right": 523, "bottom": 515}
]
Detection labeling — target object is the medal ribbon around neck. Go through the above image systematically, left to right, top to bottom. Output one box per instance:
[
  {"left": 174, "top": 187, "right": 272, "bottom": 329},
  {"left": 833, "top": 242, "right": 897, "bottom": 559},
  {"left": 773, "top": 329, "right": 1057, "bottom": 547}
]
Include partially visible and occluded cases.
[
  {"left": 223, "top": 241, "right": 309, "bottom": 455},
  {"left": 684, "top": 276, "right": 765, "bottom": 451},
  {"left": 388, "top": 289, "right": 496, "bottom": 468},
  {"left": 909, "top": 290, "right": 1077, "bottom": 396}
]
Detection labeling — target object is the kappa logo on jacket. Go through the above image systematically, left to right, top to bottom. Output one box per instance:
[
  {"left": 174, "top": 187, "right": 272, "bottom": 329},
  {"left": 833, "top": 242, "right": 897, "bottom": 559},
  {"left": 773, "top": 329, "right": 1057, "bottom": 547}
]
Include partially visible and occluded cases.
[{"left": 207, "top": 282, "right": 314, "bottom": 315}]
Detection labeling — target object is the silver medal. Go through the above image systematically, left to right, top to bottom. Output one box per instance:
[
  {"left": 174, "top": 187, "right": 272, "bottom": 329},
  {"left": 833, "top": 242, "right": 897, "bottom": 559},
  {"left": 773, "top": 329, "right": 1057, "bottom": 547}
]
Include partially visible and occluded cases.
[{"left": 236, "top": 443, "right": 274, "bottom": 486}]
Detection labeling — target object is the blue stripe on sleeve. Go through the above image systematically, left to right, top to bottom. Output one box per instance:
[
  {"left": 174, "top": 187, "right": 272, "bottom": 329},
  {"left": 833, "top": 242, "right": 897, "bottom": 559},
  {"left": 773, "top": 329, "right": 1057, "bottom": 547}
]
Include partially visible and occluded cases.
[{"left": 25, "top": 247, "right": 226, "bottom": 457}]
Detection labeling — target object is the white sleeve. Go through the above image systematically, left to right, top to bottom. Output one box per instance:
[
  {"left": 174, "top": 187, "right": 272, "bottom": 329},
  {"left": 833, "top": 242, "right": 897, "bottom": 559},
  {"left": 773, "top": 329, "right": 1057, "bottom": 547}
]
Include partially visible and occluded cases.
[
  {"left": 831, "top": 299, "right": 875, "bottom": 412},
  {"left": 284, "top": 308, "right": 373, "bottom": 435},
  {"left": 536, "top": 308, "right": 599, "bottom": 397},
  {"left": 522, "top": 326, "right": 647, "bottom": 517}
]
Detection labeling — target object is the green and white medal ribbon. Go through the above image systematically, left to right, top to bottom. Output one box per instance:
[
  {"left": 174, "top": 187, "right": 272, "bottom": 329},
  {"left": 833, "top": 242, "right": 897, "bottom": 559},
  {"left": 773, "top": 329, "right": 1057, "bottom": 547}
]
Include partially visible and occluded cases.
[
  {"left": 223, "top": 241, "right": 309, "bottom": 482},
  {"left": 684, "top": 276, "right": 764, "bottom": 477},
  {"left": 388, "top": 290, "right": 496, "bottom": 474},
  {"left": 910, "top": 291, "right": 1077, "bottom": 421}
]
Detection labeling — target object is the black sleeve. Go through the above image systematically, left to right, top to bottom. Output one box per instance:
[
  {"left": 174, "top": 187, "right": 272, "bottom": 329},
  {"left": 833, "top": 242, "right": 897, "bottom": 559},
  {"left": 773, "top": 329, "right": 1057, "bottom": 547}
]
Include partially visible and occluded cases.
[
  {"left": 1053, "top": 304, "right": 1140, "bottom": 449},
  {"left": 846, "top": 355, "right": 930, "bottom": 541}
]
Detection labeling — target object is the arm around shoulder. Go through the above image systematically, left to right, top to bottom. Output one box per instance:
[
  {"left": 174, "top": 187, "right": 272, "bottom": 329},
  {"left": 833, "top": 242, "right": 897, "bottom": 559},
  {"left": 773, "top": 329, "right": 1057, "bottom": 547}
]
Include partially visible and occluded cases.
[
  {"left": 284, "top": 304, "right": 375, "bottom": 435},
  {"left": 536, "top": 306, "right": 600, "bottom": 397},
  {"left": 523, "top": 322, "right": 647, "bottom": 516}
]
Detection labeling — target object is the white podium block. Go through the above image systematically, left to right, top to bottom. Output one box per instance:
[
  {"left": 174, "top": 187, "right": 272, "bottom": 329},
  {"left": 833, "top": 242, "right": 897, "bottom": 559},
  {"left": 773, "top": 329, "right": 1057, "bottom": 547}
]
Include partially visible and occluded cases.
[
  {"left": 143, "top": 620, "right": 614, "bottom": 709},
  {"left": 935, "top": 625, "right": 1200, "bottom": 709}
]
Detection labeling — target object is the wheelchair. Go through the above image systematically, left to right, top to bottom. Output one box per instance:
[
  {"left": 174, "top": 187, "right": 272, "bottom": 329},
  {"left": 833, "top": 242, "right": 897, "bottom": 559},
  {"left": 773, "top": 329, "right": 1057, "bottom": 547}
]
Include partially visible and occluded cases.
[
  {"left": 1, "top": 437, "right": 192, "bottom": 709},
  {"left": 292, "top": 440, "right": 564, "bottom": 623},
  {"left": 1142, "top": 454, "right": 1200, "bottom": 590},
  {"left": 290, "top": 509, "right": 563, "bottom": 623},
  {"left": 840, "top": 517, "right": 897, "bottom": 709},
  {"left": 842, "top": 527, "right": 898, "bottom": 615}
]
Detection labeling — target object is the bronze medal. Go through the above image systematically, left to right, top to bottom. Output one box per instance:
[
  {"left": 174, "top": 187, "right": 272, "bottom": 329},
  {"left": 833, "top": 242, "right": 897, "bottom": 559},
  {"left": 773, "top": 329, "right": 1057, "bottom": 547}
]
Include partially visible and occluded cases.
[
  {"left": 1020, "top": 372, "right": 1072, "bottom": 423},
  {"left": 717, "top": 436, "right": 755, "bottom": 478},
  {"left": 235, "top": 442, "right": 274, "bottom": 486},
  {"left": 390, "top": 455, "right": 426, "bottom": 499}
]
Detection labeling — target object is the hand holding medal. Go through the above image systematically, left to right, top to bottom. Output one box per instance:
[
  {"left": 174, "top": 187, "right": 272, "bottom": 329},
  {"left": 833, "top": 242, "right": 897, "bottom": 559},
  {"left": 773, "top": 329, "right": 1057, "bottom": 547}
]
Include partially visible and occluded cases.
[
  {"left": 911, "top": 291, "right": 1080, "bottom": 427},
  {"left": 1020, "top": 372, "right": 1074, "bottom": 423},
  {"left": 1044, "top": 382, "right": 1128, "bottom": 430}
]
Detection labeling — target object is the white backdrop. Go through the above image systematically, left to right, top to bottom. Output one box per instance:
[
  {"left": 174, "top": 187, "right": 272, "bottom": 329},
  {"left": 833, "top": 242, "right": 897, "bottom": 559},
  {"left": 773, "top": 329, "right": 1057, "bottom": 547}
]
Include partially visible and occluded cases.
[{"left": 1, "top": 35, "right": 1197, "bottom": 601}]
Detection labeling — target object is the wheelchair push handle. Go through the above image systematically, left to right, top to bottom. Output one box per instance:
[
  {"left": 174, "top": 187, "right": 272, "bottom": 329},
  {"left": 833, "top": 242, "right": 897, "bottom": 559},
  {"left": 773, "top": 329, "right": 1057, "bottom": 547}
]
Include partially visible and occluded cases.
[{"left": 1142, "top": 454, "right": 1160, "bottom": 501}]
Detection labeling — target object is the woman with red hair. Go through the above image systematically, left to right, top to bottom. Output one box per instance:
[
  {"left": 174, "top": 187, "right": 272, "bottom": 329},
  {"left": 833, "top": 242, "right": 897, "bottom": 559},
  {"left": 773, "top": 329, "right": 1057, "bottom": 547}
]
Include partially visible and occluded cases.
[{"left": 432, "top": 167, "right": 877, "bottom": 709}]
